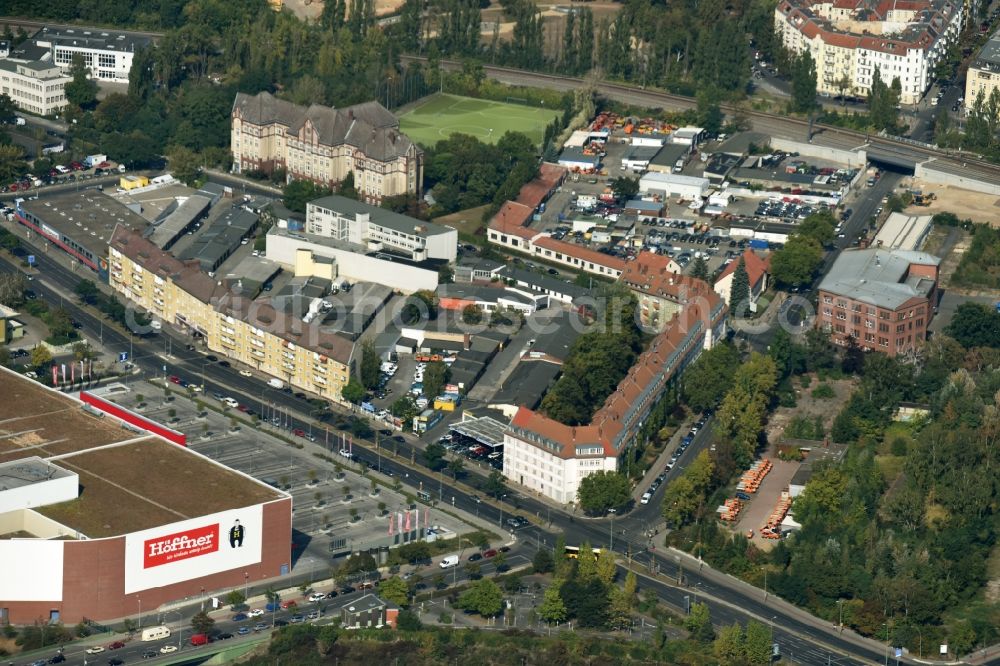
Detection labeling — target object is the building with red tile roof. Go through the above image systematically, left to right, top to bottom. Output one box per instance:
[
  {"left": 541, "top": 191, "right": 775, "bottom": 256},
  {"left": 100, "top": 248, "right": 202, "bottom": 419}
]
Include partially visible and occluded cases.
[
  {"left": 774, "top": 0, "right": 962, "bottom": 104},
  {"left": 486, "top": 166, "right": 627, "bottom": 279},
  {"left": 714, "top": 249, "right": 771, "bottom": 310},
  {"left": 620, "top": 251, "right": 715, "bottom": 332},
  {"left": 503, "top": 281, "right": 727, "bottom": 504}
]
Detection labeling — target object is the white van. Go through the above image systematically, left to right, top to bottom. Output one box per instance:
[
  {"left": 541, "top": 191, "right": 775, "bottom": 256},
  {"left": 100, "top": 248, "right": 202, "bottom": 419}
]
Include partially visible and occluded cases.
[
  {"left": 267, "top": 378, "right": 284, "bottom": 389},
  {"left": 223, "top": 397, "right": 240, "bottom": 409},
  {"left": 640, "top": 492, "right": 652, "bottom": 505},
  {"left": 440, "top": 555, "right": 459, "bottom": 569},
  {"left": 141, "top": 625, "right": 171, "bottom": 641}
]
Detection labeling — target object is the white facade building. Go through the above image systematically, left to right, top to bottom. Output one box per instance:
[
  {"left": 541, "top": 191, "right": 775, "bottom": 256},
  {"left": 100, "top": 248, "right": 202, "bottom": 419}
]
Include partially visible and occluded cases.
[
  {"left": 774, "top": 0, "right": 962, "bottom": 104},
  {"left": 8, "top": 26, "right": 152, "bottom": 84},
  {"left": 0, "top": 60, "right": 69, "bottom": 115},
  {"left": 306, "top": 195, "right": 457, "bottom": 263}
]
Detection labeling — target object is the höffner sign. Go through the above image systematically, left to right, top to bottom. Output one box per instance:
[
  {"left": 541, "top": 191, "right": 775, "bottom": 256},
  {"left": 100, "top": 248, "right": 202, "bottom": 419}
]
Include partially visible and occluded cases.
[{"left": 124, "top": 506, "right": 262, "bottom": 594}]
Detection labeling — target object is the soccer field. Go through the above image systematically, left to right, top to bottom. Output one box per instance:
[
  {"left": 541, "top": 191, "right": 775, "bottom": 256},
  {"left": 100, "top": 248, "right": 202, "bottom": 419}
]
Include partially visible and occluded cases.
[{"left": 399, "top": 93, "right": 560, "bottom": 148}]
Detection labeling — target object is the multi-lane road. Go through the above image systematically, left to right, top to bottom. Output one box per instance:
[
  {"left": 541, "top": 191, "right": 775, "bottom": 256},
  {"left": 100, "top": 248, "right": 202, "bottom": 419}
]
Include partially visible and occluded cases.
[{"left": 0, "top": 226, "right": 922, "bottom": 664}]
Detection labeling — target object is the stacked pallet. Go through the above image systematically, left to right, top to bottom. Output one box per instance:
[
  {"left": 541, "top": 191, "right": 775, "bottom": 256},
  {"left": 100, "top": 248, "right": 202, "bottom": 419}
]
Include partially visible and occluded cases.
[
  {"left": 736, "top": 459, "right": 773, "bottom": 494},
  {"left": 761, "top": 492, "right": 793, "bottom": 539},
  {"left": 716, "top": 498, "right": 744, "bottom": 522}
]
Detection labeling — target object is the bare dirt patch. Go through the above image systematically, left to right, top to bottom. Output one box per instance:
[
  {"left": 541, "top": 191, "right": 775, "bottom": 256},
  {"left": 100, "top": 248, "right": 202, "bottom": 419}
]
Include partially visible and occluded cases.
[
  {"left": 907, "top": 178, "right": 1000, "bottom": 226},
  {"left": 766, "top": 375, "right": 858, "bottom": 444},
  {"left": 0, "top": 405, "right": 134, "bottom": 463}
]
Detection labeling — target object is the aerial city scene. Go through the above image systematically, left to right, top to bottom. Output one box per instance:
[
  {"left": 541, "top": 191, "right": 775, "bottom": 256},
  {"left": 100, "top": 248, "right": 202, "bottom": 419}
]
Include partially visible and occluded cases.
[{"left": 1, "top": 0, "right": 1000, "bottom": 663}]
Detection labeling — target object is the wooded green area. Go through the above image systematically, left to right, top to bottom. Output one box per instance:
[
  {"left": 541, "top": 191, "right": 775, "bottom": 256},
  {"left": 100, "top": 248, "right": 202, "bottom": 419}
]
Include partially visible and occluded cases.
[{"left": 666, "top": 324, "right": 1000, "bottom": 657}]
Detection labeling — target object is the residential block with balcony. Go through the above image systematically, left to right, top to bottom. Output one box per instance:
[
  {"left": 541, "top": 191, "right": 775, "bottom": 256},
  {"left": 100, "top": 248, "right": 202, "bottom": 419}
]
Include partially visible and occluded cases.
[
  {"left": 775, "top": 0, "right": 962, "bottom": 103},
  {"left": 109, "top": 226, "right": 355, "bottom": 403}
]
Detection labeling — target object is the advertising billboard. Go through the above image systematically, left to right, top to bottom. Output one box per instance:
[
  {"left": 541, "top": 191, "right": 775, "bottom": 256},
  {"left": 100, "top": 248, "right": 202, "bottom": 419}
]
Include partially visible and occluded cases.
[{"left": 124, "top": 505, "right": 263, "bottom": 594}]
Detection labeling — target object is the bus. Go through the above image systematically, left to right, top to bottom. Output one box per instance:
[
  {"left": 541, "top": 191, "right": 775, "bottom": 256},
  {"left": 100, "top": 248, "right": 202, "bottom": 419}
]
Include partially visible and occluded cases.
[
  {"left": 417, "top": 490, "right": 432, "bottom": 502},
  {"left": 564, "top": 545, "right": 603, "bottom": 559}
]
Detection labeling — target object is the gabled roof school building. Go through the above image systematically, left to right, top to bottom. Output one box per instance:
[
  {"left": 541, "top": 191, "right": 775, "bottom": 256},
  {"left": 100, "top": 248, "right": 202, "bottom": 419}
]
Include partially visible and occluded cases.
[{"left": 231, "top": 92, "right": 423, "bottom": 204}]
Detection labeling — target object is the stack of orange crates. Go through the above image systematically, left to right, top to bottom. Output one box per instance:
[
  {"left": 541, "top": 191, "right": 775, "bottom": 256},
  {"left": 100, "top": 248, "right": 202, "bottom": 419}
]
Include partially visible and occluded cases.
[
  {"left": 736, "top": 459, "right": 773, "bottom": 494},
  {"left": 761, "top": 491, "right": 792, "bottom": 538},
  {"left": 717, "top": 498, "right": 744, "bottom": 522}
]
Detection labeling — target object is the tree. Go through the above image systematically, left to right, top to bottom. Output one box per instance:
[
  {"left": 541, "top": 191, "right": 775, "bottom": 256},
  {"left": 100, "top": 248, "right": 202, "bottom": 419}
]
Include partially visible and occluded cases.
[
  {"left": 790, "top": 51, "right": 817, "bottom": 113},
  {"left": 64, "top": 54, "right": 98, "bottom": 107},
  {"left": 868, "top": 67, "right": 901, "bottom": 132},
  {"left": 0, "top": 93, "right": 16, "bottom": 125},
  {"left": 0, "top": 144, "right": 27, "bottom": 184},
  {"left": 168, "top": 145, "right": 201, "bottom": 185},
  {"left": 338, "top": 171, "right": 358, "bottom": 199},
  {"left": 610, "top": 176, "right": 640, "bottom": 201},
  {"left": 283, "top": 179, "right": 332, "bottom": 213},
  {"left": 797, "top": 210, "right": 836, "bottom": 246},
  {"left": 769, "top": 235, "right": 823, "bottom": 287},
  {"left": 690, "top": 256, "right": 710, "bottom": 282},
  {"left": 729, "top": 258, "right": 751, "bottom": 314},
  {"left": 0, "top": 272, "right": 26, "bottom": 307},
  {"left": 75, "top": 279, "right": 100, "bottom": 305},
  {"left": 400, "top": 290, "right": 437, "bottom": 324},
  {"left": 945, "top": 302, "right": 1000, "bottom": 349},
  {"left": 461, "top": 304, "right": 483, "bottom": 324},
  {"left": 48, "top": 307, "right": 75, "bottom": 340},
  {"left": 360, "top": 339, "right": 381, "bottom": 390},
  {"left": 72, "top": 342, "right": 95, "bottom": 361},
  {"left": 683, "top": 342, "right": 740, "bottom": 412},
  {"left": 31, "top": 345, "right": 52, "bottom": 368},
  {"left": 422, "top": 360, "right": 451, "bottom": 400},
  {"left": 341, "top": 378, "right": 365, "bottom": 403},
  {"left": 391, "top": 394, "right": 418, "bottom": 421},
  {"left": 423, "top": 441, "right": 447, "bottom": 471},
  {"left": 447, "top": 456, "right": 465, "bottom": 480},
  {"left": 485, "top": 469, "right": 507, "bottom": 498},
  {"left": 577, "top": 470, "right": 631, "bottom": 515},
  {"left": 576, "top": 540, "right": 598, "bottom": 581},
  {"left": 533, "top": 547, "right": 554, "bottom": 574},
  {"left": 595, "top": 549, "right": 617, "bottom": 586},
  {"left": 377, "top": 576, "right": 410, "bottom": 608},
  {"left": 559, "top": 577, "right": 609, "bottom": 628},
  {"left": 458, "top": 578, "right": 504, "bottom": 616},
  {"left": 538, "top": 584, "right": 568, "bottom": 624},
  {"left": 607, "top": 586, "right": 632, "bottom": 630},
  {"left": 224, "top": 589, "right": 246, "bottom": 609},
  {"left": 685, "top": 602, "right": 715, "bottom": 642},
  {"left": 395, "top": 608, "right": 423, "bottom": 631},
  {"left": 190, "top": 610, "right": 215, "bottom": 635},
  {"left": 744, "top": 620, "right": 773, "bottom": 665},
  {"left": 714, "top": 623, "right": 747, "bottom": 663}
]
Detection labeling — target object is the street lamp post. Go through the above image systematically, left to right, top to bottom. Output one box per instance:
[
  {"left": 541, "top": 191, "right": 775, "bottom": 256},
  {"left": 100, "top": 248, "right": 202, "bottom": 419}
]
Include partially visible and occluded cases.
[
  {"left": 498, "top": 494, "right": 507, "bottom": 528},
  {"left": 244, "top": 572, "right": 249, "bottom": 601},
  {"left": 137, "top": 597, "right": 142, "bottom": 630},
  {"left": 837, "top": 599, "right": 844, "bottom": 634}
]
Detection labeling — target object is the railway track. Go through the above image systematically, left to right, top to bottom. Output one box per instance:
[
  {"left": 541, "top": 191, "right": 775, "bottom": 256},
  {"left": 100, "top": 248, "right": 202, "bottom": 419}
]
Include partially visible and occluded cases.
[{"left": 403, "top": 55, "right": 998, "bottom": 173}]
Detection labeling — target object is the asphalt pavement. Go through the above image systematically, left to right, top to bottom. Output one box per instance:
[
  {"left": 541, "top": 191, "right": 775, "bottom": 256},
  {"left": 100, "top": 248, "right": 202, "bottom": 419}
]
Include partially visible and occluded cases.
[{"left": 0, "top": 222, "right": 932, "bottom": 664}]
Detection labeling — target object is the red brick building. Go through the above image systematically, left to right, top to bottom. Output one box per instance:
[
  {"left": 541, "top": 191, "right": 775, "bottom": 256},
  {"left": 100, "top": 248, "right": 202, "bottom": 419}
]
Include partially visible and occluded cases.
[{"left": 816, "top": 248, "right": 940, "bottom": 357}]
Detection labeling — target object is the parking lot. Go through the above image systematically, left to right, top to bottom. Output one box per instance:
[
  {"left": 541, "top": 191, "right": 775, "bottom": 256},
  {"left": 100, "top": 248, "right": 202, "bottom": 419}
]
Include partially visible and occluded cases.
[{"left": 101, "top": 380, "right": 461, "bottom": 556}]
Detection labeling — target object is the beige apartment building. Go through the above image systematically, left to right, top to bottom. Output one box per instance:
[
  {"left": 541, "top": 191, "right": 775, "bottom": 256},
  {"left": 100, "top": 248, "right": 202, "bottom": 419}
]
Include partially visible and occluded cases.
[
  {"left": 966, "top": 30, "right": 1000, "bottom": 111},
  {"left": 0, "top": 59, "right": 70, "bottom": 116},
  {"left": 231, "top": 92, "right": 423, "bottom": 204},
  {"left": 109, "top": 226, "right": 354, "bottom": 404}
]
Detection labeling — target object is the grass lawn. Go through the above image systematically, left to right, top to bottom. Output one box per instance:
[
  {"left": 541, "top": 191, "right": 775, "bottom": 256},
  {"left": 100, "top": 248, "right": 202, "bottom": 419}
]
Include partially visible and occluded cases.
[
  {"left": 399, "top": 93, "right": 560, "bottom": 148},
  {"left": 432, "top": 204, "right": 491, "bottom": 244}
]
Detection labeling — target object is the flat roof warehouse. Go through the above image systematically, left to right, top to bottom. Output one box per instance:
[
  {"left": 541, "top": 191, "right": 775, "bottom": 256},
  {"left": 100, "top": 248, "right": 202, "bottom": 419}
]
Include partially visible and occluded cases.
[
  {"left": 15, "top": 190, "right": 149, "bottom": 270},
  {"left": 0, "top": 368, "right": 292, "bottom": 625}
]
